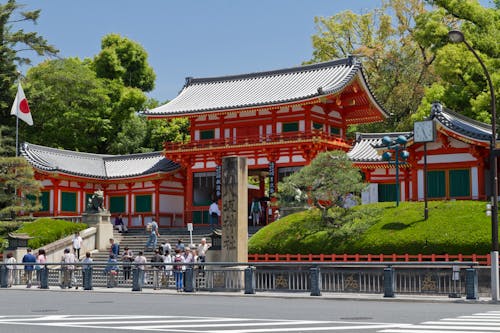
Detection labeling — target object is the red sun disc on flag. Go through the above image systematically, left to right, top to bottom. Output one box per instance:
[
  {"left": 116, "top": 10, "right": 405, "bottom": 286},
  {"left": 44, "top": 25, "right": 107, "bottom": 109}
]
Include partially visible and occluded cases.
[{"left": 19, "top": 99, "right": 30, "bottom": 114}]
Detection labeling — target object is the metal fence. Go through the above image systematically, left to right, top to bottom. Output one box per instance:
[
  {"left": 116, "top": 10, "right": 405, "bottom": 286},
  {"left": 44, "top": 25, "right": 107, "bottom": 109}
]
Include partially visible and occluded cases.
[{"left": 0, "top": 261, "right": 487, "bottom": 298}]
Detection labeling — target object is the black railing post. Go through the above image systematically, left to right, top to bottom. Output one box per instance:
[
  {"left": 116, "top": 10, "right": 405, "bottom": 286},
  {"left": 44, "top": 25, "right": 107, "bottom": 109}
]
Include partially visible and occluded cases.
[
  {"left": 0, "top": 266, "right": 8, "bottom": 288},
  {"left": 83, "top": 266, "right": 93, "bottom": 290},
  {"left": 184, "top": 266, "right": 194, "bottom": 292},
  {"left": 244, "top": 266, "right": 256, "bottom": 294},
  {"left": 384, "top": 266, "right": 395, "bottom": 297},
  {"left": 132, "top": 267, "right": 142, "bottom": 291},
  {"left": 310, "top": 267, "right": 321, "bottom": 296},
  {"left": 466, "top": 267, "right": 479, "bottom": 300}
]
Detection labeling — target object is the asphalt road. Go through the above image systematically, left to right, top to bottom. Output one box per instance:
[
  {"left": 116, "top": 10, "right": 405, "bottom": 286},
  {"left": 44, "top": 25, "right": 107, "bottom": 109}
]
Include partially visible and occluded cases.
[{"left": 0, "top": 290, "right": 499, "bottom": 332}]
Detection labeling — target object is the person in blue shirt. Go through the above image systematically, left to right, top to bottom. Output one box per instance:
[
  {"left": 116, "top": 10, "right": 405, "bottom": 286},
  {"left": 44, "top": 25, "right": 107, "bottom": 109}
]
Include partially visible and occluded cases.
[
  {"left": 109, "top": 238, "right": 120, "bottom": 257},
  {"left": 22, "top": 248, "right": 36, "bottom": 288},
  {"left": 104, "top": 254, "right": 119, "bottom": 288}
]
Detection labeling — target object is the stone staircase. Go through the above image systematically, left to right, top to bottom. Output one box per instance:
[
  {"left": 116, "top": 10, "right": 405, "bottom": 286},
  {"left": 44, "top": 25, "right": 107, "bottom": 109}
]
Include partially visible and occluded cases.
[{"left": 89, "top": 226, "right": 262, "bottom": 263}]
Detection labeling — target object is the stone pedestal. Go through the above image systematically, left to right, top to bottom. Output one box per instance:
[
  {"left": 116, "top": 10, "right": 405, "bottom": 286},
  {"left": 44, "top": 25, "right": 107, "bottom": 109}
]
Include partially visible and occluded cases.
[
  {"left": 221, "top": 156, "right": 248, "bottom": 263},
  {"left": 82, "top": 211, "right": 113, "bottom": 251}
]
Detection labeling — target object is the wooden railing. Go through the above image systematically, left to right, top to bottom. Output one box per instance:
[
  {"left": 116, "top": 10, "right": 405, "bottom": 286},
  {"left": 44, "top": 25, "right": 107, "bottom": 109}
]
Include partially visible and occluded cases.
[
  {"left": 164, "top": 131, "right": 350, "bottom": 152},
  {"left": 248, "top": 253, "right": 492, "bottom": 266}
]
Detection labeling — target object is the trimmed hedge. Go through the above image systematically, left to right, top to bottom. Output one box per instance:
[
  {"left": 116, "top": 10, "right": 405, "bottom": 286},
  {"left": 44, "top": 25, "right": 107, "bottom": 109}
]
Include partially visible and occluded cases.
[
  {"left": 248, "top": 201, "right": 491, "bottom": 255},
  {"left": 15, "top": 218, "right": 88, "bottom": 250}
]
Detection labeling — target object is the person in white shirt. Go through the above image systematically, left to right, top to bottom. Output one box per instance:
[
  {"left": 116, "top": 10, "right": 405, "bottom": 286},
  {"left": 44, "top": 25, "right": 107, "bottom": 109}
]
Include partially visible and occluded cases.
[
  {"left": 208, "top": 201, "right": 221, "bottom": 230},
  {"left": 72, "top": 232, "right": 83, "bottom": 259},
  {"left": 197, "top": 238, "right": 210, "bottom": 264},
  {"left": 61, "top": 248, "right": 77, "bottom": 289},
  {"left": 134, "top": 251, "right": 147, "bottom": 286},
  {"left": 5, "top": 252, "right": 17, "bottom": 287}
]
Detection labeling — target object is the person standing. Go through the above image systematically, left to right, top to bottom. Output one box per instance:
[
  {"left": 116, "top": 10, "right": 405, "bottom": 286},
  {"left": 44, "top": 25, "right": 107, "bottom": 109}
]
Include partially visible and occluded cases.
[
  {"left": 250, "top": 198, "right": 262, "bottom": 226},
  {"left": 208, "top": 200, "right": 221, "bottom": 230},
  {"left": 145, "top": 219, "right": 159, "bottom": 251},
  {"left": 72, "top": 232, "right": 83, "bottom": 259},
  {"left": 197, "top": 238, "right": 211, "bottom": 265},
  {"left": 121, "top": 247, "right": 134, "bottom": 281},
  {"left": 22, "top": 248, "right": 36, "bottom": 288},
  {"left": 61, "top": 248, "right": 76, "bottom": 289},
  {"left": 36, "top": 249, "right": 47, "bottom": 288},
  {"left": 150, "top": 249, "right": 164, "bottom": 290},
  {"left": 163, "top": 249, "right": 173, "bottom": 287},
  {"left": 173, "top": 249, "right": 185, "bottom": 292},
  {"left": 134, "top": 251, "right": 147, "bottom": 287},
  {"left": 5, "top": 252, "right": 17, "bottom": 287},
  {"left": 81, "top": 252, "right": 93, "bottom": 290},
  {"left": 104, "top": 254, "right": 119, "bottom": 288}
]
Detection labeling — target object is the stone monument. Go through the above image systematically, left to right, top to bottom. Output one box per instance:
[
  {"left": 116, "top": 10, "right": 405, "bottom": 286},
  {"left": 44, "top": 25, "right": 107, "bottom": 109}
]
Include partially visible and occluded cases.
[
  {"left": 221, "top": 156, "right": 248, "bottom": 262},
  {"left": 82, "top": 189, "right": 113, "bottom": 251}
]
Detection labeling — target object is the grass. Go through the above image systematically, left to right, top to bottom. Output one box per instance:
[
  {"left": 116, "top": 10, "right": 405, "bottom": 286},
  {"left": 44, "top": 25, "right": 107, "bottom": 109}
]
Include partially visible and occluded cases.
[
  {"left": 248, "top": 201, "right": 491, "bottom": 255},
  {"left": 3, "top": 218, "right": 87, "bottom": 250}
]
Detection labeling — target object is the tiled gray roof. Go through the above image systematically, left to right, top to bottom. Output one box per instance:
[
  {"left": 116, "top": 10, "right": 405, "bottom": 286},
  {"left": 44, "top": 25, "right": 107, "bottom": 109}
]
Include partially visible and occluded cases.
[
  {"left": 146, "top": 57, "right": 387, "bottom": 116},
  {"left": 430, "top": 102, "right": 492, "bottom": 143},
  {"left": 348, "top": 132, "right": 412, "bottom": 162},
  {"left": 20, "top": 143, "right": 179, "bottom": 180}
]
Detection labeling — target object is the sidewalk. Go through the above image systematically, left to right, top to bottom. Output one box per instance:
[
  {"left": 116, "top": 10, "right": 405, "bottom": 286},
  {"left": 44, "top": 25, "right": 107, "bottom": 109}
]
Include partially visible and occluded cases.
[{"left": 5, "top": 285, "right": 495, "bottom": 304}]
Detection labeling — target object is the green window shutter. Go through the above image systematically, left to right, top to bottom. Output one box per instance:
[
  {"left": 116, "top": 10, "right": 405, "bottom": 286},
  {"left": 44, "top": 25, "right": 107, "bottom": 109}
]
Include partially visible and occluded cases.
[
  {"left": 283, "top": 122, "right": 299, "bottom": 132},
  {"left": 313, "top": 122, "right": 323, "bottom": 130},
  {"left": 330, "top": 127, "right": 340, "bottom": 135},
  {"left": 200, "top": 130, "right": 215, "bottom": 140},
  {"left": 449, "top": 169, "right": 470, "bottom": 197},
  {"left": 427, "top": 170, "right": 446, "bottom": 198},
  {"left": 378, "top": 183, "right": 397, "bottom": 202},
  {"left": 40, "top": 191, "right": 50, "bottom": 211},
  {"left": 61, "top": 192, "right": 77, "bottom": 212},
  {"left": 85, "top": 193, "right": 93, "bottom": 208},
  {"left": 135, "top": 194, "right": 152, "bottom": 213},
  {"left": 110, "top": 196, "right": 126, "bottom": 213},
  {"left": 192, "top": 210, "right": 202, "bottom": 224}
]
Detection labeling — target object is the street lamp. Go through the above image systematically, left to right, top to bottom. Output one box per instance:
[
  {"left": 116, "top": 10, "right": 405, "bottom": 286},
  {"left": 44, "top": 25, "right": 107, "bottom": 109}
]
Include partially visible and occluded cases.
[
  {"left": 448, "top": 29, "right": 498, "bottom": 301},
  {"left": 381, "top": 135, "right": 410, "bottom": 207}
]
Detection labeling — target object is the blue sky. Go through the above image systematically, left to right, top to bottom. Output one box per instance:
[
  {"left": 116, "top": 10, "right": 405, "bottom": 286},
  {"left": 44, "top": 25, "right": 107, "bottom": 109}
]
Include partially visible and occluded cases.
[{"left": 17, "top": 0, "right": 493, "bottom": 102}]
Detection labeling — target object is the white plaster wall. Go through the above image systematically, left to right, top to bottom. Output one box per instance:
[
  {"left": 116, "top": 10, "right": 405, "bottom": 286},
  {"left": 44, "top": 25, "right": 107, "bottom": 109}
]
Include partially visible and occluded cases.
[
  {"left": 299, "top": 120, "right": 305, "bottom": 131},
  {"left": 215, "top": 128, "right": 220, "bottom": 139},
  {"left": 425, "top": 153, "right": 475, "bottom": 164},
  {"left": 292, "top": 155, "right": 306, "bottom": 162},
  {"left": 277, "top": 156, "right": 289, "bottom": 163},
  {"left": 257, "top": 157, "right": 269, "bottom": 165},
  {"left": 472, "top": 167, "right": 479, "bottom": 199},
  {"left": 417, "top": 169, "right": 424, "bottom": 201},
  {"left": 159, "top": 194, "right": 184, "bottom": 214}
]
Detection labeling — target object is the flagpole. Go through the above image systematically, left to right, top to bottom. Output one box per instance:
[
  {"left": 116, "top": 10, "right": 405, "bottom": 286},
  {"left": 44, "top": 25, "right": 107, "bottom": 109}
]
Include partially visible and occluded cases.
[{"left": 15, "top": 107, "right": 19, "bottom": 157}]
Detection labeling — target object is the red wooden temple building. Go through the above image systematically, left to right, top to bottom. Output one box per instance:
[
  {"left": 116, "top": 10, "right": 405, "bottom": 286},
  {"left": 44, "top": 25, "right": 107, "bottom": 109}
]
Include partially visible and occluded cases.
[{"left": 20, "top": 57, "right": 495, "bottom": 229}]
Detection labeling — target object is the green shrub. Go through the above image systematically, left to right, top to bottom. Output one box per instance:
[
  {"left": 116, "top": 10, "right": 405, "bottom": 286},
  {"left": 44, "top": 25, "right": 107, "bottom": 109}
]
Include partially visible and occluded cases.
[
  {"left": 249, "top": 201, "right": 491, "bottom": 255},
  {"left": 16, "top": 218, "right": 87, "bottom": 250}
]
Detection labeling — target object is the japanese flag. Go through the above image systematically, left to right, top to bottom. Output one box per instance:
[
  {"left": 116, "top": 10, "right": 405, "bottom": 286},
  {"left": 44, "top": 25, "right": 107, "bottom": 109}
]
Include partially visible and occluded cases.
[{"left": 10, "top": 82, "right": 33, "bottom": 126}]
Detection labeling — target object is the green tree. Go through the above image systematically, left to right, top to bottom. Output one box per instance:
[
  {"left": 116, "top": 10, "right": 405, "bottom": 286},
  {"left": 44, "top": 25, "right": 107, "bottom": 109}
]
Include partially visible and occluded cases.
[
  {"left": 0, "top": 0, "right": 57, "bottom": 122},
  {"left": 309, "top": 0, "right": 438, "bottom": 132},
  {"left": 412, "top": 0, "right": 500, "bottom": 123},
  {"left": 93, "top": 34, "right": 156, "bottom": 92},
  {"left": 23, "top": 58, "right": 111, "bottom": 153},
  {"left": 23, "top": 58, "right": 148, "bottom": 154},
  {"left": 146, "top": 117, "right": 191, "bottom": 151},
  {"left": 0, "top": 125, "right": 15, "bottom": 156},
  {"left": 277, "top": 151, "right": 366, "bottom": 222},
  {"left": 0, "top": 156, "right": 40, "bottom": 219}
]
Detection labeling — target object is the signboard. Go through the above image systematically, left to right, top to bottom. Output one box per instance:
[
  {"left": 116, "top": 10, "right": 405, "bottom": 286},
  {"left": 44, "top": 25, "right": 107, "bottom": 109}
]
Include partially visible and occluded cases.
[
  {"left": 269, "top": 162, "right": 275, "bottom": 196},
  {"left": 215, "top": 165, "right": 222, "bottom": 199},
  {"left": 187, "top": 223, "right": 193, "bottom": 232}
]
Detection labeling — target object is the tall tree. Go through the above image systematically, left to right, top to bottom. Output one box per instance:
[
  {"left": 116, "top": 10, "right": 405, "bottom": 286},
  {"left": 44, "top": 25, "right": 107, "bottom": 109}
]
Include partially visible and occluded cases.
[
  {"left": 0, "top": 0, "right": 57, "bottom": 123},
  {"left": 309, "top": 0, "right": 438, "bottom": 132},
  {"left": 413, "top": 0, "right": 500, "bottom": 123},
  {"left": 93, "top": 34, "right": 156, "bottom": 92},
  {"left": 24, "top": 58, "right": 148, "bottom": 154},
  {"left": 0, "top": 156, "right": 41, "bottom": 219}
]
